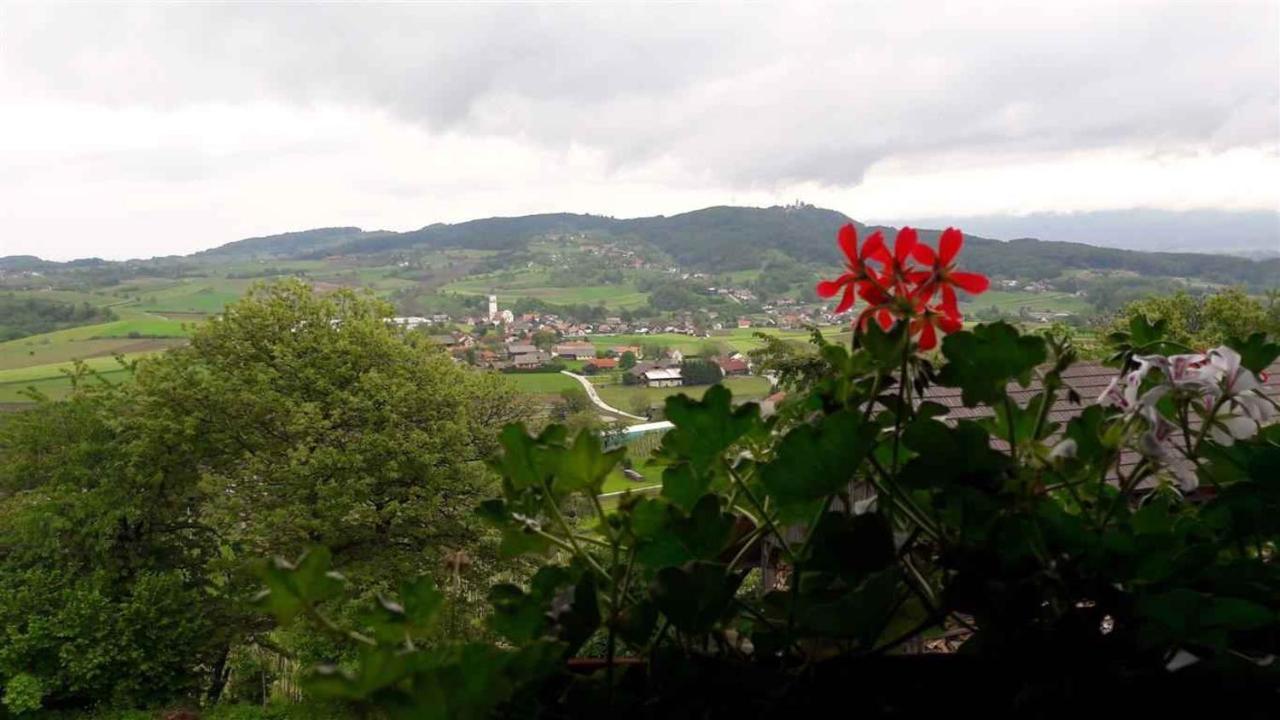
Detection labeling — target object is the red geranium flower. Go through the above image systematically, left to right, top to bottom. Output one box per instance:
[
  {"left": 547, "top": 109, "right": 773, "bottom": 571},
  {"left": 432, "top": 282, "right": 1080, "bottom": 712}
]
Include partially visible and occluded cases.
[
  {"left": 816, "top": 223, "right": 980, "bottom": 352},
  {"left": 815, "top": 224, "right": 890, "bottom": 313},
  {"left": 910, "top": 227, "right": 990, "bottom": 317},
  {"left": 909, "top": 299, "right": 963, "bottom": 351}
]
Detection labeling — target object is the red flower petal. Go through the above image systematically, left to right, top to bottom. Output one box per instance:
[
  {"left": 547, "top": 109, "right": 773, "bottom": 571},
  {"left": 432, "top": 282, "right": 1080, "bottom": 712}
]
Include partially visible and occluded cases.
[
  {"left": 837, "top": 224, "right": 858, "bottom": 264},
  {"left": 894, "top": 227, "right": 918, "bottom": 263},
  {"left": 939, "top": 228, "right": 963, "bottom": 264},
  {"left": 861, "top": 231, "right": 889, "bottom": 264},
  {"left": 911, "top": 243, "right": 936, "bottom": 266},
  {"left": 949, "top": 271, "right": 989, "bottom": 294},
  {"left": 816, "top": 276, "right": 849, "bottom": 298},
  {"left": 858, "top": 281, "right": 887, "bottom": 305},
  {"left": 834, "top": 283, "right": 857, "bottom": 313},
  {"left": 914, "top": 283, "right": 937, "bottom": 306},
  {"left": 940, "top": 285, "right": 959, "bottom": 317},
  {"left": 876, "top": 308, "right": 894, "bottom": 331},
  {"left": 938, "top": 314, "right": 963, "bottom": 334},
  {"left": 917, "top": 322, "right": 938, "bottom": 351}
]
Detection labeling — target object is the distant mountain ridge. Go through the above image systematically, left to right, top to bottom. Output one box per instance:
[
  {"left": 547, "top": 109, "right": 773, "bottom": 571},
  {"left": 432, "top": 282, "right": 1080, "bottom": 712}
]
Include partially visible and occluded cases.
[
  {"left": 6, "top": 205, "right": 1278, "bottom": 288},
  {"left": 896, "top": 209, "right": 1280, "bottom": 258}
]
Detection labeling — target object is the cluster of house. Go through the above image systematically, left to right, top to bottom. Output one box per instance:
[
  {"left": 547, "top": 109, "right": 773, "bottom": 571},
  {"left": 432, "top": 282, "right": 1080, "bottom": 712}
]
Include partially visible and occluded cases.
[
  {"left": 460, "top": 338, "right": 650, "bottom": 373},
  {"left": 625, "top": 352, "right": 751, "bottom": 388}
]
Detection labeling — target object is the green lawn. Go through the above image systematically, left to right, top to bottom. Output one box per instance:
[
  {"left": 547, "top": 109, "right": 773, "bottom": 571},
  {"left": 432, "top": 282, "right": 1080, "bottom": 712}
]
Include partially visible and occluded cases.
[{"left": 504, "top": 372, "right": 579, "bottom": 395}]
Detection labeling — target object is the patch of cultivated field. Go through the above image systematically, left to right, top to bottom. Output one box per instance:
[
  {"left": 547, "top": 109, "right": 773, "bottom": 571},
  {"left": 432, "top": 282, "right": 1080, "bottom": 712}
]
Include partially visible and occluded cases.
[
  {"left": 442, "top": 270, "right": 651, "bottom": 310},
  {"left": 0, "top": 312, "right": 191, "bottom": 370},
  {"left": 0, "top": 336, "right": 184, "bottom": 371},
  {"left": 0, "top": 355, "right": 145, "bottom": 402},
  {"left": 595, "top": 376, "right": 774, "bottom": 414}
]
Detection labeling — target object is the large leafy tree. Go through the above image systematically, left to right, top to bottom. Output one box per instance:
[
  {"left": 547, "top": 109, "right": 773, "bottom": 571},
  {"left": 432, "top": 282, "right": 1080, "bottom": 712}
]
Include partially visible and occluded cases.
[{"left": 0, "top": 280, "right": 532, "bottom": 711}]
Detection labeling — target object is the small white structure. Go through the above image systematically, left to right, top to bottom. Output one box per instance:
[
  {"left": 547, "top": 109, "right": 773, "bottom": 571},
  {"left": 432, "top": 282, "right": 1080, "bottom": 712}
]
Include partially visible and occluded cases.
[{"left": 488, "top": 294, "right": 499, "bottom": 322}]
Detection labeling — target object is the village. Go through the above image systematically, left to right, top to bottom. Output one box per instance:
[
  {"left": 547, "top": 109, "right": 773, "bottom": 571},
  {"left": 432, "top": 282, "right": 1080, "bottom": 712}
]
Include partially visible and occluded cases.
[{"left": 395, "top": 294, "right": 762, "bottom": 390}]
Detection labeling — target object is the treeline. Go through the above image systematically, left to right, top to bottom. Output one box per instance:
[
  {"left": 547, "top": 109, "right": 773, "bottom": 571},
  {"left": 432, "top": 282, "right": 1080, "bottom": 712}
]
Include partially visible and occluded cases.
[
  {"left": 959, "top": 236, "right": 1280, "bottom": 288},
  {"left": 0, "top": 295, "right": 116, "bottom": 341}
]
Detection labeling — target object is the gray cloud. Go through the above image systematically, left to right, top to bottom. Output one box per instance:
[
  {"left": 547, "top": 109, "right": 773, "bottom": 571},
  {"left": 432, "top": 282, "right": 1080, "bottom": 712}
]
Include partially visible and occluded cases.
[{"left": 3, "top": 1, "right": 1275, "bottom": 187}]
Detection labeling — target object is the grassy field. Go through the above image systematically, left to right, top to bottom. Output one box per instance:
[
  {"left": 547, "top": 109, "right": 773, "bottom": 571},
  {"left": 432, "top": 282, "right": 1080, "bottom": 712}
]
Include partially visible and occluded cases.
[
  {"left": 442, "top": 269, "right": 651, "bottom": 310},
  {"left": 133, "top": 280, "right": 252, "bottom": 314},
  {"left": 962, "top": 290, "right": 1091, "bottom": 315},
  {"left": 587, "top": 326, "right": 842, "bottom": 356},
  {"left": 0, "top": 336, "right": 184, "bottom": 371},
  {"left": 0, "top": 356, "right": 141, "bottom": 402},
  {"left": 504, "top": 372, "right": 579, "bottom": 395},
  {"left": 595, "top": 376, "right": 773, "bottom": 414}
]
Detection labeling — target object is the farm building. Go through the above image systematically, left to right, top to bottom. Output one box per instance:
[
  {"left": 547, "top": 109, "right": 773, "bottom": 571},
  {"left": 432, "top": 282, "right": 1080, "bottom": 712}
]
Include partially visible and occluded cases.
[
  {"left": 554, "top": 341, "right": 598, "bottom": 360},
  {"left": 510, "top": 351, "right": 551, "bottom": 370},
  {"left": 584, "top": 357, "right": 619, "bottom": 372},
  {"left": 713, "top": 357, "right": 750, "bottom": 376},
  {"left": 642, "top": 368, "right": 683, "bottom": 388}
]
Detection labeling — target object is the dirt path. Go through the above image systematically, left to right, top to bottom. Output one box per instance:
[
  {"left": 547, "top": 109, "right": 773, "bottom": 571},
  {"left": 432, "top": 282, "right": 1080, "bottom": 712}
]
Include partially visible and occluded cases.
[{"left": 560, "top": 370, "right": 647, "bottom": 421}]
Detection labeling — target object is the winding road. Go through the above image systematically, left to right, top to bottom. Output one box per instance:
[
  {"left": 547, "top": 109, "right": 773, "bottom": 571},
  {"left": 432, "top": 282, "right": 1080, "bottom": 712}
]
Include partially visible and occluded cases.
[{"left": 560, "top": 370, "right": 647, "bottom": 421}]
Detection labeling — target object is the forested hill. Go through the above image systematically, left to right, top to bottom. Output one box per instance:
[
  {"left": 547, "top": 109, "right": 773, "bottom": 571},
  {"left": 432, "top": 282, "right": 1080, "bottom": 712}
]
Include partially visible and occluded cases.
[{"left": 13, "top": 205, "right": 1279, "bottom": 288}]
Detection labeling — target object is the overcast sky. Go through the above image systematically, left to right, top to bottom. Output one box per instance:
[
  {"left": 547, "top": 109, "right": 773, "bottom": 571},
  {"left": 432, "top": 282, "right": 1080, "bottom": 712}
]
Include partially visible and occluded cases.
[{"left": 1, "top": 1, "right": 1277, "bottom": 261}]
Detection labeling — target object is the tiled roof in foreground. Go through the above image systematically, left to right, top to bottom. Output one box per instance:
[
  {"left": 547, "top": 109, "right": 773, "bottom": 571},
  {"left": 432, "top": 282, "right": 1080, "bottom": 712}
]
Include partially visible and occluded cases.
[{"left": 921, "top": 358, "right": 1280, "bottom": 479}]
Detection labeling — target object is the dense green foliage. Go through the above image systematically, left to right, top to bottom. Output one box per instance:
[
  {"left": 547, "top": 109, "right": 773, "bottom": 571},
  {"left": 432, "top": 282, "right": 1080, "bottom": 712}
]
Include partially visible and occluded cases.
[
  {"left": 0, "top": 281, "right": 532, "bottom": 713},
  {"left": 1107, "top": 287, "right": 1280, "bottom": 348},
  {"left": 0, "top": 295, "right": 116, "bottom": 341},
  {"left": 257, "top": 317, "right": 1280, "bottom": 717}
]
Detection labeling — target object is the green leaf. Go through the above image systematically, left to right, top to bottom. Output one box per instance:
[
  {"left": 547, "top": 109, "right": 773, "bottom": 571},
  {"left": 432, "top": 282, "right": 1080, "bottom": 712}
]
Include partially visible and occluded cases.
[
  {"left": 1129, "top": 314, "right": 1167, "bottom": 347},
  {"left": 860, "top": 319, "right": 909, "bottom": 371},
  {"left": 937, "top": 322, "right": 1047, "bottom": 406},
  {"left": 1226, "top": 331, "right": 1280, "bottom": 375},
  {"left": 660, "top": 385, "right": 761, "bottom": 472},
  {"left": 981, "top": 392, "right": 1052, "bottom": 445},
  {"left": 1064, "top": 405, "right": 1109, "bottom": 466},
  {"left": 760, "top": 410, "right": 877, "bottom": 512},
  {"left": 899, "top": 419, "right": 1009, "bottom": 492},
  {"left": 492, "top": 423, "right": 563, "bottom": 492},
  {"left": 554, "top": 430, "right": 623, "bottom": 495},
  {"left": 660, "top": 463, "right": 709, "bottom": 512},
  {"left": 629, "top": 494, "right": 736, "bottom": 569},
  {"left": 802, "top": 511, "right": 895, "bottom": 584},
  {"left": 255, "top": 547, "right": 345, "bottom": 623},
  {"left": 650, "top": 561, "right": 743, "bottom": 633},
  {"left": 488, "top": 565, "right": 576, "bottom": 644},
  {"left": 401, "top": 576, "right": 445, "bottom": 628}
]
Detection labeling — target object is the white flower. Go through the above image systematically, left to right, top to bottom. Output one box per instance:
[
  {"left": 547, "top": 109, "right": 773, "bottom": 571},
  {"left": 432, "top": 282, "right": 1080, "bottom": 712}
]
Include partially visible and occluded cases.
[{"left": 1202, "top": 346, "right": 1276, "bottom": 445}]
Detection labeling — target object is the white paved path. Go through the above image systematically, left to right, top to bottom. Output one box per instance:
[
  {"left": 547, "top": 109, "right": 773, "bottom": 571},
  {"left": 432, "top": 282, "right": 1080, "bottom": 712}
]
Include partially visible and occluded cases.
[{"left": 560, "top": 370, "right": 648, "bottom": 421}]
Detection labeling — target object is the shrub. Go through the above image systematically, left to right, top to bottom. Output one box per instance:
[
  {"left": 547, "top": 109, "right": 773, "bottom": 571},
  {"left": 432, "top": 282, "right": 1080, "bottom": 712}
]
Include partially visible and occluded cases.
[{"left": 2, "top": 673, "right": 44, "bottom": 715}]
